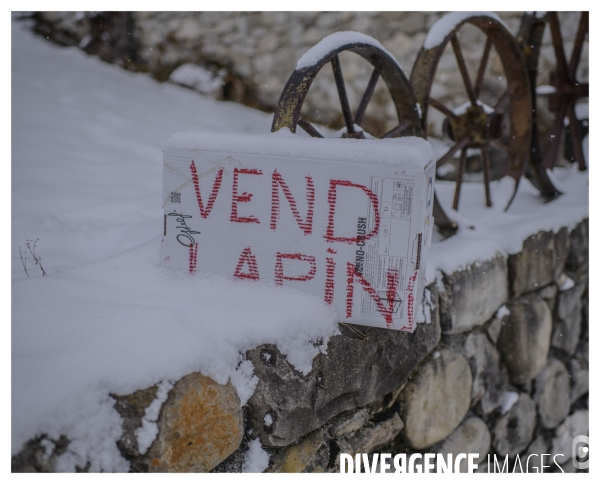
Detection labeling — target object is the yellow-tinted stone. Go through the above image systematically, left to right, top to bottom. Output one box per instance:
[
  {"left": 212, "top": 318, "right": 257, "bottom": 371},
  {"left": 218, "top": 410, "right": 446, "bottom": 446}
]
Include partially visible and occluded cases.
[
  {"left": 147, "top": 373, "right": 243, "bottom": 472},
  {"left": 268, "top": 429, "right": 324, "bottom": 473}
]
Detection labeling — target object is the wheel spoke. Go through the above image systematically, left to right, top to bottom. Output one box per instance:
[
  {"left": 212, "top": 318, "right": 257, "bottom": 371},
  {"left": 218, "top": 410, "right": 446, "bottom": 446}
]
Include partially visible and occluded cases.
[
  {"left": 548, "top": 12, "right": 569, "bottom": 77},
  {"left": 569, "top": 12, "right": 589, "bottom": 79},
  {"left": 451, "top": 34, "right": 477, "bottom": 107},
  {"left": 474, "top": 35, "right": 493, "bottom": 99},
  {"left": 331, "top": 55, "right": 355, "bottom": 134},
  {"left": 354, "top": 68, "right": 380, "bottom": 126},
  {"left": 493, "top": 85, "right": 514, "bottom": 112},
  {"left": 429, "top": 97, "right": 458, "bottom": 120},
  {"left": 542, "top": 101, "right": 568, "bottom": 169},
  {"left": 566, "top": 104, "right": 587, "bottom": 170},
  {"left": 298, "top": 118, "right": 324, "bottom": 138},
  {"left": 382, "top": 120, "right": 412, "bottom": 138},
  {"left": 436, "top": 137, "right": 469, "bottom": 167},
  {"left": 490, "top": 140, "right": 516, "bottom": 159},
  {"left": 481, "top": 146, "right": 492, "bottom": 207},
  {"left": 453, "top": 148, "right": 468, "bottom": 210}
]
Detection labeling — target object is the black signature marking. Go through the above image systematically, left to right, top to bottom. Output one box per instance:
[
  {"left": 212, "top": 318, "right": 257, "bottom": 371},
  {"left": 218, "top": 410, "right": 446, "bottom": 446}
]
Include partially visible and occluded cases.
[{"left": 168, "top": 212, "right": 200, "bottom": 247}]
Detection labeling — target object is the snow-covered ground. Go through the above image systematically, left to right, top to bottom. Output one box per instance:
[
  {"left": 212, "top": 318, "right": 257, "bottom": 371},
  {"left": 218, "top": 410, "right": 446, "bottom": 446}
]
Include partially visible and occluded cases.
[
  {"left": 11, "top": 18, "right": 588, "bottom": 472},
  {"left": 11, "top": 20, "right": 338, "bottom": 472}
]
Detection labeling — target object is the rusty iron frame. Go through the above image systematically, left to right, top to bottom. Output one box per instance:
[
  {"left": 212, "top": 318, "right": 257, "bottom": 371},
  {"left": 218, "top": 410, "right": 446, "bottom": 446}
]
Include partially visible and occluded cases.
[
  {"left": 518, "top": 11, "right": 588, "bottom": 179},
  {"left": 410, "top": 14, "right": 532, "bottom": 220},
  {"left": 271, "top": 41, "right": 422, "bottom": 139}
]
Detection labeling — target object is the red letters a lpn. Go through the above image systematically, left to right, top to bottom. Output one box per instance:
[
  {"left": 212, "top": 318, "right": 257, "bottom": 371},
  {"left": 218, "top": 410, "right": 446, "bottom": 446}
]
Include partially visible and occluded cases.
[
  {"left": 275, "top": 253, "right": 316, "bottom": 285},
  {"left": 346, "top": 263, "right": 399, "bottom": 326}
]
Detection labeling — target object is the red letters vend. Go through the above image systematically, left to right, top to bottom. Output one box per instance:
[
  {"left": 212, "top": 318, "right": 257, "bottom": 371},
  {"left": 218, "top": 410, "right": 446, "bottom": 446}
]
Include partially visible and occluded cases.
[
  {"left": 188, "top": 161, "right": 402, "bottom": 327},
  {"left": 190, "top": 161, "right": 223, "bottom": 219},
  {"left": 231, "top": 168, "right": 262, "bottom": 224},
  {"left": 271, "top": 170, "right": 315, "bottom": 235},
  {"left": 325, "top": 180, "right": 380, "bottom": 244}
]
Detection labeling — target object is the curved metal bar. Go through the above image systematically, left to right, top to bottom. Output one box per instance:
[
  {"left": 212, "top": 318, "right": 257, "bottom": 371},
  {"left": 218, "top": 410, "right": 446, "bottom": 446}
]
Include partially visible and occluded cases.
[{"left": 272, "top": 41, "right": 422, "bottom": 138}]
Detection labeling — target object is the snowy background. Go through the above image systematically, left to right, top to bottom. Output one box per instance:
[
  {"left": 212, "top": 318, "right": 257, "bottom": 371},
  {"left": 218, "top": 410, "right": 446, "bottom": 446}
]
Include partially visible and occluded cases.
[{"left": 11, "top": 17, "right": 588, "bottom": 472}]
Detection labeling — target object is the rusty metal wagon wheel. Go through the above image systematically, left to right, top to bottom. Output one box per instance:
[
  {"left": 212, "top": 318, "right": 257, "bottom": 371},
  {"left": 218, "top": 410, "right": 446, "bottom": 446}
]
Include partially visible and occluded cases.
[
  {"left": 518, "top": 11, "right": 588, "bottom": 179},
  {"left": 411, "top": 12, "right": 532, "bottom": 215},
  {"left": 271, "top": 31, "right": 458, "bottom": 233},
  {"left": 272, "top": 32, "right": 422, "bottom": 139}
]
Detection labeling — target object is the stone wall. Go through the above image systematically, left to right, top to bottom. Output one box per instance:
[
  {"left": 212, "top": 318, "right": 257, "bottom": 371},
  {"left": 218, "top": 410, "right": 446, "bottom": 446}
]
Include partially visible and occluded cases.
[
  {"left": 29, "top": 11, "right": 588, "bottom": 137},
  {"left": 13, "top": 218, "right": 589, "bottom": 473}
]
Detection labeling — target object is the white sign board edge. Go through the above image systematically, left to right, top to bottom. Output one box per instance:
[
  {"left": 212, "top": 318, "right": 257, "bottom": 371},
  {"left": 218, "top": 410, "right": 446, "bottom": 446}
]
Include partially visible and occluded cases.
[{"left": 161, "top": 137, "right": 435, "bottom": 332}]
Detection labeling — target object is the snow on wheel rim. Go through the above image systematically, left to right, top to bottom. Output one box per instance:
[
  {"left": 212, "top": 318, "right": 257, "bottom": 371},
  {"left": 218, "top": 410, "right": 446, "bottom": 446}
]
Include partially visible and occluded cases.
[
  {"left": 423, "top": 11, "right": 509, "bottom": 49},
  {"left": 272, "top": 31, "right": 421, "bottom": 140},
  {"left": 296, "top": 31, "right": 404, "bottom": 73}
]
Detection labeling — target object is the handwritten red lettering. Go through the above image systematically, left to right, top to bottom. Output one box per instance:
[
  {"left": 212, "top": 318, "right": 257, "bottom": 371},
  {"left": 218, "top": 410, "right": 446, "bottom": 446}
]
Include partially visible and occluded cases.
[
  {"left": 190, "top": 161, "right": 223, "bottom": 219},
  {"left": 231, "top": 168, "right": 262, "bottom": 224},
  {"left": 270, "top": 170, "right": 314, "bottom": 235},
  {"left": 325, "top": 180, "right": 380, "bottom": 244},
  {"left": 188, "top": 242, "right": 198, "bottom": 275},
  {"left": 233, "top": 246, "right": 260, "bottom": 280},
  {"left": 274, "top": 253, "right": 316, "bottom": 285},
  {"left": 324, "top": 257, "right": 336, "bottom": 304},
  {"left": 346, "top": 262, "right": 399, "bottom": 326},
  {"left": 346, "top": 262, "right": 355, "bottom": 319},
  {"left": 405, "top": 270, "right": 418, "bottom": 330}
]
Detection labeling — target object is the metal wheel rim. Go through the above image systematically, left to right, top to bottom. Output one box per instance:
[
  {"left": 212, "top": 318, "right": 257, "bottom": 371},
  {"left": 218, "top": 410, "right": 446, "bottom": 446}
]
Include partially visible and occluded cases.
[
  {"left": 411, "top": 14, "right": 532, "bottom": 213},
  {"left": 271, "top": 40, "right": 422, "bottom": 139}
]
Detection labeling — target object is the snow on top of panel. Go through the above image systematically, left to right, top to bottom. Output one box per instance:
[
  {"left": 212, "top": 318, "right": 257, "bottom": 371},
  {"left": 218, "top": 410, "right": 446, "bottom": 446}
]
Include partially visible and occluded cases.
[{"left": 165, "top": 128, "right": 434, "bottom": 171}]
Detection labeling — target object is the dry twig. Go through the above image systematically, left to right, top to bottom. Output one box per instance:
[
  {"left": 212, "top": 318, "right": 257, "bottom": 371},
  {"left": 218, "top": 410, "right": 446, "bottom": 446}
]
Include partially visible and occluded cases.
[{"left": 25, "top": 239, "right": 47, "bottom": 276}]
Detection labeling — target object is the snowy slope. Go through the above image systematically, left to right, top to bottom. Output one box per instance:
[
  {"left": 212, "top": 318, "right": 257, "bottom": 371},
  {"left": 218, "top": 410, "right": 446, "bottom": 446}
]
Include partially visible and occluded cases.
[
  {"left": 11, "top": 18, "right": 588, "bottom": 472},
  {"left": 11, "top": 20, "right": 338, "bottom": 471},
  {"left": 12, "top": 20, "right": 274, "bottom": 274}
]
